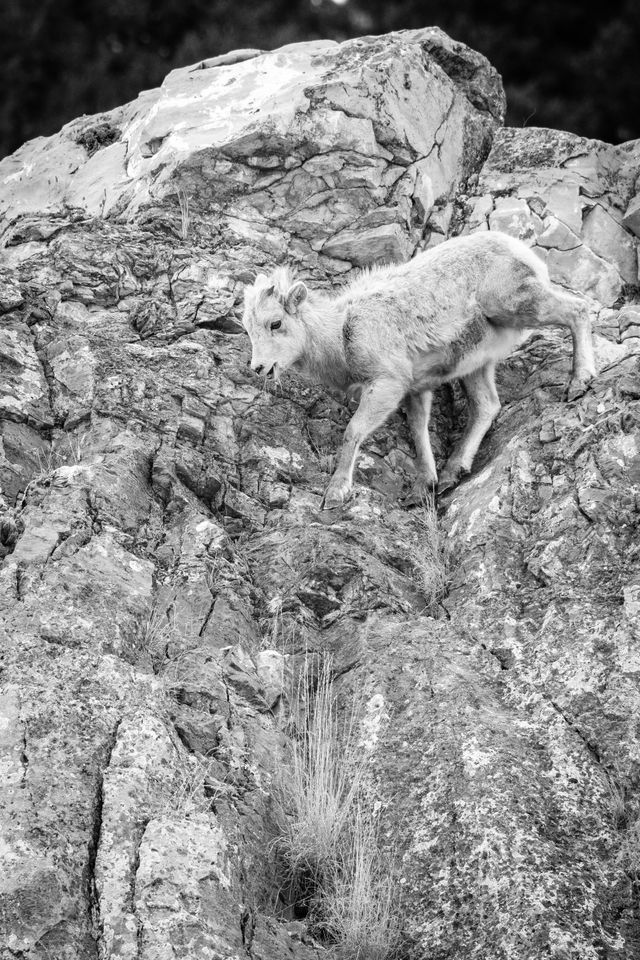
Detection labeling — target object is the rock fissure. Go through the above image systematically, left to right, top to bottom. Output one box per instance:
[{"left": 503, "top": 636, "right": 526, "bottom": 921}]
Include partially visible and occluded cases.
[
  {"left": 29, "top": 328, "right": 64, "bottom": 429},
  {"left": 14, "top": 563, "right": 27, "bottom": 601},
  {"left": 197, "top": 597, "right": 217, "bottom": 638},
  {"left": 548, "top": 697, "right": 605, "bottom": 769},
  {"left": 88, "top": 719, "right": 122, "bottom": 960},
  {"left": 19, "top": 723, "right": 29, "bottom": 785},
  {"left": 131, "top": 819, "right": 149, "bottom": 960},
  {"left": 239, "top": 901, "right": 256, "bottom": 957}
]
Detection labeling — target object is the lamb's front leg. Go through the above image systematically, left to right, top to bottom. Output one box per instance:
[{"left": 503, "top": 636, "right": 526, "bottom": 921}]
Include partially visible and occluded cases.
[
  {"left": 512, "top": 281, "right": 596, "bottom": 400},
  {"left": 438, "top": 363, "right": 501, "bottom": 494},
  {"left": 323, "top": 378, "right": 406, "bottom": 508},
  {"left": 404, "top": 389, "right": 437, "bottom": 505}
]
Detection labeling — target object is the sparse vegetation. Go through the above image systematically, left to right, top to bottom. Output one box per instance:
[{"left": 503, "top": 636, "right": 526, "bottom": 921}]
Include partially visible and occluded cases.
[
  {"left": 35, "top": 432, "right": 86, "bottom": 478},
  {"left": 65, "top": 432, "right": 86, "bottom": 464},
  {"left": 18, "top": 433, "right": 87, "bottom": 511},
  {"left": 412, "top": 496, "right": 449, "bottom": 609},
  {"left": 260, "top": 594, "right": 310, "bottom": 653},
  {"left": 264, "top": 595, "right": 287, "bottom": 650},
  {"left": 139, "top": 600, "right": 207, "bottom": 673},
  {"left": 139, "top": 602, "right": 175, "bottom": 664},
  {"left": 275, "top": 654, "right": 399, "bottom": 959},
  {"left": 277, "top": 657, "right": 366, "bottom": 884},
  {"left": 168, "top": 753, "right": 222, "bottom": 817},
  {"left": 608, "top": 778, "right": 640, "bottom": 878},
  {"left": 323, "top": 804, "right": 399, "bottom": 960},
  {"left": 619, "top": 815, "right": 640, "bottom": 877}
]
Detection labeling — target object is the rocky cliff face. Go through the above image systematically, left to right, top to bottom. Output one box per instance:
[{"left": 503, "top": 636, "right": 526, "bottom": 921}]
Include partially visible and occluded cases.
[{"left": 1, "top": 27, "right": 639, "bottom": 960}]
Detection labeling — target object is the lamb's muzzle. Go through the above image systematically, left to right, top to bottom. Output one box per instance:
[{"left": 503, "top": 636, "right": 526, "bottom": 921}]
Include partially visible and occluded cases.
[{"left": 241, "top": 232, "right": 596, "bottom": 508}]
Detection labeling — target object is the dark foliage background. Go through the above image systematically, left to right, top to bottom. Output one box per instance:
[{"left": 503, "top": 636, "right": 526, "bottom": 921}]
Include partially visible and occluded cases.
[{"left": 1, "top": 0, "right": 638, "bottom": 159}]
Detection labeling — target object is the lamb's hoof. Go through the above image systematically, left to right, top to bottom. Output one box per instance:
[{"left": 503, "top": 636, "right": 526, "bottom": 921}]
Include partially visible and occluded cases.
[
  {"left": 564, "top": 372, "right": 595, "bottom": 402},
  {"left": 437, "top": 465, "right": 468, "bottom": 495},
  {"left": 402, "top": 478, "right": 436, "bottom": 508},
  {"left": 321, "top": 482, "right": 350, "bottom": 510}
]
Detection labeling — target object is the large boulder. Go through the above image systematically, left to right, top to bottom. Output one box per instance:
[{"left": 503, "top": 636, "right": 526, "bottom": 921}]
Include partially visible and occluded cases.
[
  {"left": 1, "top": 26, "right": 639, "bottom": 960},
  {"left": 0, "top": 28, "right": 503, "bottom": 267}
]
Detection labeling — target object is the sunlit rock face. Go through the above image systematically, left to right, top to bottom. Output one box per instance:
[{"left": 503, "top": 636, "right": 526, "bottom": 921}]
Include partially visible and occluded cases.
[
  {"left": 1, "top": 26, "right": 639, "bottom": 960},
  {"left": 0, "top": 28, "right": 503, "bottom": 266}
]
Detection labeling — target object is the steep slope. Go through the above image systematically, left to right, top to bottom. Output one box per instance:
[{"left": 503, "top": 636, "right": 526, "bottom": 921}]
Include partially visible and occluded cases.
[{"left": 0, "top": 27, "right": 639, "bottom": 960}]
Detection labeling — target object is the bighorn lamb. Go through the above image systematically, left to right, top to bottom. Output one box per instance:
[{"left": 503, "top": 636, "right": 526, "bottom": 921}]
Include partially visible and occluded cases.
[{"left": 242, "top": 231, "right": 595, "bottom": 508}]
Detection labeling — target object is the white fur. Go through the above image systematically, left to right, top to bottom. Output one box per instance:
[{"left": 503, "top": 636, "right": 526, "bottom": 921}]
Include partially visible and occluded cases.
[{"left": 242, "top": 231, "right": 596, "bottom": 505}]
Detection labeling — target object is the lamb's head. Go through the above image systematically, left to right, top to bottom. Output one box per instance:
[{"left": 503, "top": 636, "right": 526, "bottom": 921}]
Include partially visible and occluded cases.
[{"left": 242, "top": 268, "right": 308, "bottom": 380}]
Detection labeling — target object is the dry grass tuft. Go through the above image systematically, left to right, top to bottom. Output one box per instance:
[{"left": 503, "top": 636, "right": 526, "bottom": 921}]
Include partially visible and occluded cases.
[
  {"left": 412, "top": 496, "right": 449, "bottom": 608},
  {"left": 261, "top": 594, "right": 304, "bottom": 653},
  {"left": 139, "top": 601, "right": 205, "bottom": 666},
  {"left": 139, "top": 603, "right": 174, "bottom": 657},
  {"left": 275, "top": 654, "right": 400, "bottom": 959},
  {"left": 276, "top": 656, "right": 366, "bottom": 885},
  {"left": 168, "top": 754, "right": 221, "bottom": 817},
  {"left": 608, "top": 778, "right": 640, "bottom": 878},
  {"left": 323, "top": 804, "right": 399, "bottom": 960},
  {"left": 618, "top": 810, "right": 640, "bottom": 877}
]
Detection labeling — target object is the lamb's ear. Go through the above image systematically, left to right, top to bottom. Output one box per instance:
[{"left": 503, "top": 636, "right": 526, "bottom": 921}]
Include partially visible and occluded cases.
[{"left": 285, "top": 281, "right": 308, "bottom": 315}]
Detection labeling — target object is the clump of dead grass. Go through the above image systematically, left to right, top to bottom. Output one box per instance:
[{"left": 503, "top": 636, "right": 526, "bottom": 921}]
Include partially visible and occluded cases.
[
  {"left": 412, "top": 496, "right": 449, "bottom": 608},
  {"left": 274, "top": 654, "right": 400, "bottom": 959},
  {"left": 276, "top": 656, "right": 365, "bottom": 884},
  {"left": 168, "top": 754, "right": 222, "bottom": 817},
  {"left": 322, "top": 803, "right": 399, "bottom": 960}
]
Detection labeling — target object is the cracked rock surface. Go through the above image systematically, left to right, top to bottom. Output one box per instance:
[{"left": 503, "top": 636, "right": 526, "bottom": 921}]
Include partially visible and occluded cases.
[{"left": 0, "top": 27, "right": 639, "bottom": 960}]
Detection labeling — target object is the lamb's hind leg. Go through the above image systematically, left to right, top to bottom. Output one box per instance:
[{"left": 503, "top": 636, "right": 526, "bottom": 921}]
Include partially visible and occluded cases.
[
  {"left": 481, "top": 264, "right": 596, "bottom": 399},
  {"left": 491, "top": 276, "right": 596, "bottom": 399},
  {"left": 538, "top": 287, "right": 596, "bottom": 399},
  {"left": 438, "top": 363, "right": 501, "bottom": 494},
  {"left": 323, "top": 377, "right": 406, "bottom": 509},
  {"left": 404, "top": 390, "right": 438, "bottom": 505}
]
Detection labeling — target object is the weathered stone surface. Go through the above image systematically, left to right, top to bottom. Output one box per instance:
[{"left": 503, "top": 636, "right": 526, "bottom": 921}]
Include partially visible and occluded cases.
[
  {"left": 1, "top": 26, "right": 639, "bottom": 960},
  {"left": 0, "top": 27, "right": 503, "bottom": 271},
  {"left": 461, "top": 126, "right": 640, "bottom": 307},
  {"left": 623, "top": 192, "right": 640, "bottom": 237},
  {"left": 582, "top": 202, "right": 638, "bottom": 283},
  {"left": 619, "top": 304, "right": 640, "bottom": 341},
  {"left": 95, "top": 712, "right": 177, "bottom": 960}
]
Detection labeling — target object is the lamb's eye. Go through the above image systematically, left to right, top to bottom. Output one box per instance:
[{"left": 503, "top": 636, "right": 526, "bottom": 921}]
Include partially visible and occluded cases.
[{"left": 270, "top": 320, "right": 282, "bottom": 331}]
